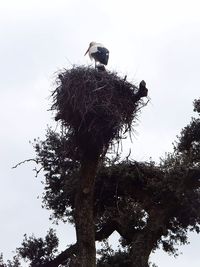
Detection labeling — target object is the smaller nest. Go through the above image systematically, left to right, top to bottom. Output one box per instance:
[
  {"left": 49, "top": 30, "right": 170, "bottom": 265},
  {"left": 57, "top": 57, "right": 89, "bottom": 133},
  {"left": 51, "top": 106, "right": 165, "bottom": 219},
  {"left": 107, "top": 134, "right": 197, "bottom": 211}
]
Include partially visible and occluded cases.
[{"left": 52, "top": 66, "right": 147, "bottom": 154}]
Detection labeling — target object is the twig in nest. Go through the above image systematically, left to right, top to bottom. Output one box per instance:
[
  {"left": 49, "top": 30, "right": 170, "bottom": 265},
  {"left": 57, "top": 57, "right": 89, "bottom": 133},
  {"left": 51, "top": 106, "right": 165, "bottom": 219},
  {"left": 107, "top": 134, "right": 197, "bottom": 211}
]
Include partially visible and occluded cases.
[
  {"left": 93, "top": 85, "right": 107, "bottom": 92},
  {"left": 126, "top": 148, "right": 132, "bottom": 161},
  {"left": 12, "top": 158, "right": 38, "bottom": 169},
  {"left": 33, "top": 166, "right": 43, "bottom": 177}
]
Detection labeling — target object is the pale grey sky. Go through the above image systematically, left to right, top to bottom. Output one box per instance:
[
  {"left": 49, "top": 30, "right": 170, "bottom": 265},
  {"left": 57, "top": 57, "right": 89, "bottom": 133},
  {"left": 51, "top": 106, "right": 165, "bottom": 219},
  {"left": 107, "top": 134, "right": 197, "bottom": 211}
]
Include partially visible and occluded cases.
[{"left": 0, "top": 0, "right": 200, "bottom": 266}]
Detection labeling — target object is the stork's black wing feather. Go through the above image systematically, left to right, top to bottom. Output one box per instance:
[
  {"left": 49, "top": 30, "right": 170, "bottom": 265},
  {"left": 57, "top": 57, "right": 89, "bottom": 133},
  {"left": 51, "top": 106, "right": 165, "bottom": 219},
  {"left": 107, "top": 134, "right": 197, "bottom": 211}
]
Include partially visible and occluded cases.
[{"left": 91, "top": 47, "right": 109, "bottom": 65}]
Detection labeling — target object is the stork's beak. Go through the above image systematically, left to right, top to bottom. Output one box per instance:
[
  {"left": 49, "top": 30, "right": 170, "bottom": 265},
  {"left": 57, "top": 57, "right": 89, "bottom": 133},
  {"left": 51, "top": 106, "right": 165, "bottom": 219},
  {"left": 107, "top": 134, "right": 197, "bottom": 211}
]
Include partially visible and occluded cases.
[{"left": 84, "top": 47, "right": 89, "bottom": 56}]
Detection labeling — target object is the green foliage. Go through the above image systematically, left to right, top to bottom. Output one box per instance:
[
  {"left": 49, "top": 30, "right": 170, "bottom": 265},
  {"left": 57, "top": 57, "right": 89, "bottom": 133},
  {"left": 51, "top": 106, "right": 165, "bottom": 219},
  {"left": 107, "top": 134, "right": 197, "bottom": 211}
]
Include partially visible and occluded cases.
[
  {"left": 3, "top": 98, "right": 200, "bottom": 266},
  {"left": 176, "top": 99, "right": 200, "bottom": 165},
  {"left": 30, "top": 100, "right": 200, "bottom": 261},
  {"left": 33, "top": 128, "right": 80, "bottom": 222},
  {"left": 17, "top": 229, "right": 58, "bottom": 266},
  {"left": 97, "top": 241, "right": 132, "bottom": 267},
  {"left": 0, "top": 254, "right": 21, "bottom": 267}
]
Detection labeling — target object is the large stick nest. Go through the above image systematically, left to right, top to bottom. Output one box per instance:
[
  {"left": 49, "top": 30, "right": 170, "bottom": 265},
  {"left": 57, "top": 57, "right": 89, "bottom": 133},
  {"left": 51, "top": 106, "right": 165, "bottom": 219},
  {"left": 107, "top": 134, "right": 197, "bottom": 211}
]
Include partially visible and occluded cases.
[{"left": 52, "top": 66, "right": 147, "bottom": 155}]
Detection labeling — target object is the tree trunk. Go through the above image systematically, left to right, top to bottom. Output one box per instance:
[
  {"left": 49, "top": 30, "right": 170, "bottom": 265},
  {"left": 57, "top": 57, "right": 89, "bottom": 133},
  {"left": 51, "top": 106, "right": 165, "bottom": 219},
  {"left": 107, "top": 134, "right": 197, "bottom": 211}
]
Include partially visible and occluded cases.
[
  {"left": 74, "top": 153, "right": 99, "bottom": 267},
  {"left": 129, "top": 211, "right": 165, "bottom": 267},
  {"left": 129, "top": 233, "right": 152, "bottom": 267}
]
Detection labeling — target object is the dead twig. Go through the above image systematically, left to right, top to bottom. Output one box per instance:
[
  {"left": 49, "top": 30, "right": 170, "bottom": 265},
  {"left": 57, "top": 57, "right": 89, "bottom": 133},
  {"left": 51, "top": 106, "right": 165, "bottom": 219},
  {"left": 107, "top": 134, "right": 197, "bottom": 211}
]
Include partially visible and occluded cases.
[{"left": 12, "top": 158, "right": 38, "bottom": 169}]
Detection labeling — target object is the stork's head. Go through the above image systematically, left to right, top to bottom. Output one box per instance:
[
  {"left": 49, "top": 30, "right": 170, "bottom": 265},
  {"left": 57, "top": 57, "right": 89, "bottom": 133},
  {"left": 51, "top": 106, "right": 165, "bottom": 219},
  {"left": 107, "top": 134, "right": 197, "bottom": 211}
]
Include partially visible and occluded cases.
[
  {"left": 84, "top": 41, "right": 96, "bottom": 55},
  {"left": 89, "top": 41, "right": 96, "bottom": 47}
]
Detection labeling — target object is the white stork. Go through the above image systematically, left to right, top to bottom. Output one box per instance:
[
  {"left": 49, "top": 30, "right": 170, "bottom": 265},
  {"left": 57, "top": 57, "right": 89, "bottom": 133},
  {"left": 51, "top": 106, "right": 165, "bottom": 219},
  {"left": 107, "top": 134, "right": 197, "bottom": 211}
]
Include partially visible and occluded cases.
[{"left": 84, "top": 42, "right": 109, "bottom": 69}]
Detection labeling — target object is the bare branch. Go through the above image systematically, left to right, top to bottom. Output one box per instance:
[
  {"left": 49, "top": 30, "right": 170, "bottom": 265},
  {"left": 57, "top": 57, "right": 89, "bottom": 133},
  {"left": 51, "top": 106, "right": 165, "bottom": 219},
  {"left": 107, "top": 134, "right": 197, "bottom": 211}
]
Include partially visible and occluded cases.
[
  {"left": 12, "top": 159, "right": 38, "bottom": 169},
  {"left": 37, "top": 244, "right": 77, "bottom": 267}
]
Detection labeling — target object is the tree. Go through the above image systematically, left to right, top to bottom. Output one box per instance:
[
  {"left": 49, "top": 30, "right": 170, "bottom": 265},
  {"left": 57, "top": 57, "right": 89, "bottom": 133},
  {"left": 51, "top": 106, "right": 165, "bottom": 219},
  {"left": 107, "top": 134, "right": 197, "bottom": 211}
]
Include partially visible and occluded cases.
[
  {"left": 7, "top": 66, "right": 147, "bottom": 267},
  {"left": 50, "top": 66, "right": 147, "bottom": 266},
  {"left": 2, "top": 68, "right": 200, "bottom": 266}
]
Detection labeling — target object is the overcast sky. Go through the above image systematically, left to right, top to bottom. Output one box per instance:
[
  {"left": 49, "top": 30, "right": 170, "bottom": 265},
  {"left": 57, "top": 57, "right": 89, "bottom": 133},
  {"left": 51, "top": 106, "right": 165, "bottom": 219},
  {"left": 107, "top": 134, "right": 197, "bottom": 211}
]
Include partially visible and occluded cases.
[{"left": 0, "top": 0, "right": 200, "bottom": 266}]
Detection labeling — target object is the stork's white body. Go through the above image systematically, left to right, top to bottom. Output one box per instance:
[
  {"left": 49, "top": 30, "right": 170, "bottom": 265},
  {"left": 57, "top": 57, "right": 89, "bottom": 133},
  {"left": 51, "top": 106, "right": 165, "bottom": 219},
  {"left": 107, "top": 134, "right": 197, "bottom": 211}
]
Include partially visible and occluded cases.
[
  {"left": 85, "top": 42, "right": 109, "bottom": 69},
  {"left": 87, "top": 43, "right": 103, "bottom": 61}
]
